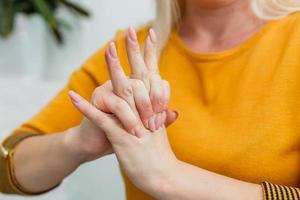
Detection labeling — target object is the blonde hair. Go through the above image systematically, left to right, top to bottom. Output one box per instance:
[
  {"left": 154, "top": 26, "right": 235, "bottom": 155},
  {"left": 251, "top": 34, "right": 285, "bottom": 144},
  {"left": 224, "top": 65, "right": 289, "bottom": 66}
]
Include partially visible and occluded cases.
[{"left": 153, "top": 0, "right": 300, "bottom": 56}]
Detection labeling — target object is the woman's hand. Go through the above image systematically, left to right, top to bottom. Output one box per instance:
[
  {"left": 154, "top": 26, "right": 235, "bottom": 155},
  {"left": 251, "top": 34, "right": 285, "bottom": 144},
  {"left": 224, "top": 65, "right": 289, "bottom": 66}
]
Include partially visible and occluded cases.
[
  {"left": 100, "top": 27, "right": 177, "bottom": 132},
  {"left": 66, "top": 28, "right": 177, "bottom": 161},
  {"left": 68, "top": 28, "right": 180, "bottom": 197},
  {"left": 69, "top": 90, "right": 263, "bottom": 200},
  {"left": 69, "top": 91, "right": 179, "bottom": 199}
]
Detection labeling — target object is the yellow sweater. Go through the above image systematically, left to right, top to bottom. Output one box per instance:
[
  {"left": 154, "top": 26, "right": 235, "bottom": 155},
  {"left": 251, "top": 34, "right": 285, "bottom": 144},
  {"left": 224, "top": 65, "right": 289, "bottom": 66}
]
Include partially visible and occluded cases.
[{"left": 2, "top": 12, "right": 300, "bottom": 200}]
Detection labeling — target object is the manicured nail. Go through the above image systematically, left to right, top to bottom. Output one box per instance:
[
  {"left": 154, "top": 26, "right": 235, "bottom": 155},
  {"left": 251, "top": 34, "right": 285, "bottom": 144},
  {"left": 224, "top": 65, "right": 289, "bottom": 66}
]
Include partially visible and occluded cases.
[
  {"left": 128, "top": 26, "right": 137, "bottom": 42},
  {"left": 149, "top": 28, "right": 157, "bottom": 44},
  {"left": 109, "top": 42, "right": 117, "bottom": 58},
  {"left": 69, "top": 90, "right": 81, "bottom": 104},
  {"left": 174, "top": 111, "right": 179, "bottom": 119},
  {"left": 161, "top": 112, "right": 167, "bottom": 127},
  {"left": 155, "top": 114, "right": 162, "bottom": 130},
  {"left": 149, "top": 116, "right": 156, "bottom": 132},
  {"left": 144, "top": 119, "right": 149, "bottom": 129},
  {"left": 130, "top": 126, "right": 139, "bottom": 136},
  {"left": 131, "top": 126, "right": 144, "bottom": 137},
  {"left": 135, "top": 126, "right": 144, "bottom": 138},
  {"left": 130, "top": 129, "right": 136, "bottom": 136}
]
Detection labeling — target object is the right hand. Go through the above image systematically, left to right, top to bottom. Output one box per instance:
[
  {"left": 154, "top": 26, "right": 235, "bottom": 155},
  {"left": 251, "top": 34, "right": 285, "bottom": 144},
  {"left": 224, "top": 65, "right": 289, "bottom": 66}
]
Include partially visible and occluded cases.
[{"left": 67, "top": 28, "right": 178, "bottom": 161}]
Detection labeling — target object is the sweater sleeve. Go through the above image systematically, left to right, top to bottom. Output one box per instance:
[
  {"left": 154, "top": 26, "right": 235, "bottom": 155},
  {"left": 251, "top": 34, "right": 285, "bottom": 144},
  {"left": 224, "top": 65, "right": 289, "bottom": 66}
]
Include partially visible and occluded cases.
[
  {"left": 0, "top": 26, "right": 148, "bottom": 195},
  {"left": 0, "top": 43, "right": 110, "bottom": 195},
  {"left": 262, "top": 181, "right": 300, "bottom": 200}
]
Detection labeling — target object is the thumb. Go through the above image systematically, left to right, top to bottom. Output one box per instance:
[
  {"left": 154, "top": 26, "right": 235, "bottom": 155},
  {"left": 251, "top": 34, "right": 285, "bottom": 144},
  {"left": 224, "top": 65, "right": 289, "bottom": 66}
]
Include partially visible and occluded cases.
[{"left": 165, "top": 110, "right": 179, "bottom": 127}]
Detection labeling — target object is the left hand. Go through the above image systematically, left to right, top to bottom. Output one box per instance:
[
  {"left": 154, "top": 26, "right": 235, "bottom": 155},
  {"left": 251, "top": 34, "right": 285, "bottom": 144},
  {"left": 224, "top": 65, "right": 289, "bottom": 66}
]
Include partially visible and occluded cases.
[
  {"left": 69, "top": 27, "right": 179, "bottom": 198},
  {"left": 69, "top": 92, "right": 178, "bottom": 199}
]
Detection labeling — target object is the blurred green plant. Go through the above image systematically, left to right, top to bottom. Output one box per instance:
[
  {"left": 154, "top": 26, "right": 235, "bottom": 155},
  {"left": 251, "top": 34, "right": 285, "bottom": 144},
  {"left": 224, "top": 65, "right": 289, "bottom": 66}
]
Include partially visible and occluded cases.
[{"left": 0, "top": 0, "right": 90, "bottom": 44}]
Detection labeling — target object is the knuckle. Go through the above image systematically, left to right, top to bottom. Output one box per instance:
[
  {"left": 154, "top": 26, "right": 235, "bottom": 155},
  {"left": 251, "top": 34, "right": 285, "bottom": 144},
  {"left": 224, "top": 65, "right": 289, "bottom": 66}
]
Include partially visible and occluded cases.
[
  {"left": 131, "top": 44, "right": 141, "bottom": 55},
  {"left": 139, "top": 72, "right": 149, "bottom": 81},
  {"left": 132, "top": 73, "right": 149, "bottom": 83},
  {"left": 150, "top": 73, "right": 161, "bottom": 81},
  {"left": 132, "top": 79, "right": 145, "bottom": 89},
  {"left": 116, "top": 85, "right": 133, "bottom": 97},
  {"left": 93, "top": 86, "right": 102, "bottom": 96},
  {"left": 91, "top": 88, "right": 106, "bottom": 108},
  {"left": 151, "top": 94, "right": 164, "bottom": 108},
  {"left": 113, "top": 98, "right": 127, "bottom": 111},
  {"left": 138, "top": 98, "right": 152, "bottom": 112},
  {"left": 94, "top": 114, "right": 106, "bottom": 125}
]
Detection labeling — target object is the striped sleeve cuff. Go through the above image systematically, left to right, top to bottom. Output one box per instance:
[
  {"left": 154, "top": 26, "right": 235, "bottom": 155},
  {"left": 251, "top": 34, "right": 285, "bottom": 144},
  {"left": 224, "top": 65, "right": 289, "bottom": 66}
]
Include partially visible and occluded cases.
[{"left": 262, "top": 181, "right": 300, "bottom": 200}]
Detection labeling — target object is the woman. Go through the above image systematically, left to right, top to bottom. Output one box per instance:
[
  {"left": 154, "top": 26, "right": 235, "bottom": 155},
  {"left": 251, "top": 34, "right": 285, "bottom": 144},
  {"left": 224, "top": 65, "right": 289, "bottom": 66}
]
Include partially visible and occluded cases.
[{"left": 1, "top": 0, "right": 300, "bottom": 199}]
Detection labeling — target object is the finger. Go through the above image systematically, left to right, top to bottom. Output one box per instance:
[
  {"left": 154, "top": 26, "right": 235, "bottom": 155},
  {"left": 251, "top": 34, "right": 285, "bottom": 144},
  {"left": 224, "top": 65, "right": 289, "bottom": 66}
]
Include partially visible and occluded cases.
[
  {"left": 126, "top": 26, "right": 149, "bottom": 83},
  {"left": 144, "top": 28, "right": 159, "bottom": 74},
  {"left": 105, "top": 42, "right": 131, "bottom": 95},
  {"left": 105, "top": 43, "right": 141, "bottom": 118},
  {"left": 149, "top": 74, "right": 165, "bottom": 113},
  {"left": 131, "top": 79, "right": 154, "bottom": 129},
  {"left": 154, "top": 80, "right": 170, "bottom": 128},
  {"left": 90, "top": 82, "right": 112, "bottom": 113},
  {"left": 92, "top": 87, "right": 142, "bottom": 134},
  {"left": 68, "top": 90, "right": 114, "bottom": 134},
  {"left": 69, "top": 90, "right": 144, "bottom": 138},
  {"left": 69, "top": 91, "right": 141, "bottom": 140},
  {"left": 102, "top": 92, "right": 144, "bottom": 136},
  {"left": 165, "top": 110, "right": 179, "bottom": 127},
  {"left": 161, "top": 111, "right": 167, "bottom": 127},
  {"left": 155, "top": 113, "right": 163, "bottom": 130},
  {"left": 148, "top": 115, "right": 156, "bottom": 132}
]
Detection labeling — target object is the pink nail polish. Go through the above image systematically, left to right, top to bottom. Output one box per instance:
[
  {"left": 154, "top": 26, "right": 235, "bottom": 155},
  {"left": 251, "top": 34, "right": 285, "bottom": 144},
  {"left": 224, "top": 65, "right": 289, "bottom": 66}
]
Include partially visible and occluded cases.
[
  {"left": 128, "top": 26, "right": 137, "bottom": 42},
  {"left": 149, "top": 28, "right": 157, "bottom": 44},
  {"left": 109, "top": 42, "right": 118, "bottom": 58},
  {"left": 69, "top": 90, "right": 81, "bottom": 104},
  {"left": 174, "top": 111, "right": 179, "bottom": 119},
  {"left": 161, "top": 112, "right": 167, "bottom": 127},
  {"left": 155, "top": 114, "right": 162, "bottom": 130},
  {"left": 149, "top": 116, "right": 156, "bottom": 132},
  {"left": 145, "top": 119, "right": 150, "bottom": 129},
  {"left": 134, "top": 126, "right": 144, "bottom": 138},
  {"left": 131, "top": 129, "right": 136, "bottom": 136}
]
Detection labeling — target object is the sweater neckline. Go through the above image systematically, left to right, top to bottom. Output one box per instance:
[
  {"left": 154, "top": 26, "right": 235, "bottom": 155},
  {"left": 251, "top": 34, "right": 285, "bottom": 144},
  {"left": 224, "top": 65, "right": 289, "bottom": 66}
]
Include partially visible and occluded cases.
[{"left": 170, "top": 18, "right": 280, "bottom": 61}]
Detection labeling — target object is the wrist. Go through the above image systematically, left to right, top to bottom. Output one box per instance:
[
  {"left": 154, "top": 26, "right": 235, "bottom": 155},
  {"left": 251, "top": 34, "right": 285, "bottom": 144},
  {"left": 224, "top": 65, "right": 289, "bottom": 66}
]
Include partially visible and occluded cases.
[
  {"left": 63, "top": 126, "right": 90, "bottom": 164},
  {"left": 152, "top": 158, "right": 183, "bottom": 200}
]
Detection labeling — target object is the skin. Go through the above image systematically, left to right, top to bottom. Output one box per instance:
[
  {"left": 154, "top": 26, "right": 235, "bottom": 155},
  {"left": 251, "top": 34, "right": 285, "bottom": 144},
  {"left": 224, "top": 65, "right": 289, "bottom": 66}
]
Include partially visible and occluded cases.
[
  {"left": 13, "top": 0, "right": 266, "bottom": 198},
  {"left": 180, "top": 0, "right": 266, "bottom": 53},
  {"left": 13, "top": 28, "right": 177, "bottom": 192}
]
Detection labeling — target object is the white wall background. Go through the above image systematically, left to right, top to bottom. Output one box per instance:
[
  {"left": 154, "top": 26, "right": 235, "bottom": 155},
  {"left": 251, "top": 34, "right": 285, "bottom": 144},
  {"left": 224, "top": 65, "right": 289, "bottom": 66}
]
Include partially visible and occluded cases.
[{"left": 0, "top": 0, "right": 155, "bottom": 199}]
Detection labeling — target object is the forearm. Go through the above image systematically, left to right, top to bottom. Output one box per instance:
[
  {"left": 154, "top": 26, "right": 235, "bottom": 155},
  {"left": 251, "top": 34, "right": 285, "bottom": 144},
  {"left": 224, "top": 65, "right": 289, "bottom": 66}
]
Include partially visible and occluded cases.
[
  {"left": 13, "top": 127, "right": 87, "bottom": 193},
  {"left": 160, "top": 160, "right": 263, "bottom": 200}
]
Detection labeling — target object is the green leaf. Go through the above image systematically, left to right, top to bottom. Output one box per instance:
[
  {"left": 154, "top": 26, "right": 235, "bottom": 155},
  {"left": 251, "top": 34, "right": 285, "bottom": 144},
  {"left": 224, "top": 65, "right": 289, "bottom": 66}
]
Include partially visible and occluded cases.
[
  {"left": 0, "top": 0, "right": 15, "bottom": 38},
  {"left": 31, "top": 0, "right": 58, "bottom": 29},
  {"left": 31, "top": 0, "right": 64, "bottom": 43},
  {"left": 60, "top": 0, "right": 90, "bottom": 17},
  {"left": 51, "top": 26, "right": 64, "bottom": 44}
]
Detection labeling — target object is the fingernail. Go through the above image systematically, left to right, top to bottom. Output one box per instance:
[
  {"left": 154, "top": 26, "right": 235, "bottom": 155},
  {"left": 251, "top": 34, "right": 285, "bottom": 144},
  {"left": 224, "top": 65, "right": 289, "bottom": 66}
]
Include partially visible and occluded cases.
[
  {"left": 128, "top": 26, "right": 137, "bottom": 42},
  {"left": 149, "top": 28, "right": 157, "bottom": 44},
  {"left": 109, "top": 42, "right": 118, "bottom": 58},
  {"left": 69, "top": 90, "right": 81, "bottom": 104},
  {"left": 174, "top": 110, "right": 179, "bottom": 119},
  {"left": 161, "top": 112, "right": 167, "bottom": 127},
  {"left": 155, "top": 114, "right": 162, "bottom": 130},
  {"left": 149, "top": 116, "right": 156, "bottom": 132},
  {"left": 144, "top": 119, "right": 149, "bottom": 129},
  {"left": 131, "top": 126, "right": 144, "bottom": 137},
  {"left": 135, "top": 126, "right": 144, "bottom": 138},
  {"left": 130, "top": 129, "right": 136, "bottom": 136}
]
